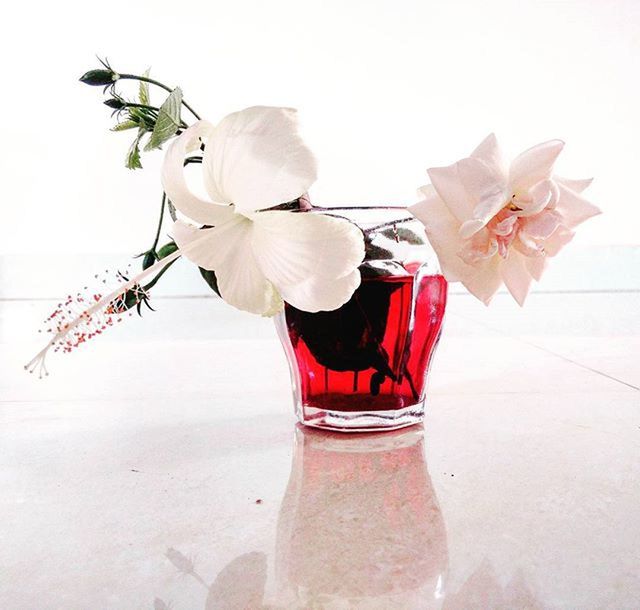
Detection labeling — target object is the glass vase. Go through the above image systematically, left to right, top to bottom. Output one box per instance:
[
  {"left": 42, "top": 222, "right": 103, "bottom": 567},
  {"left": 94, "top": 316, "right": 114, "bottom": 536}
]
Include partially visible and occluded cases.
[{"left": 275, "top": 208, "right": 447, "bottom": 432}]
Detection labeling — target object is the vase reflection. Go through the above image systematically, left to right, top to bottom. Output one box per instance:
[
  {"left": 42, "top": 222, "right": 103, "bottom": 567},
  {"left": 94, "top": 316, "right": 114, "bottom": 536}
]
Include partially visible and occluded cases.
[{"left": 275, "top": 424, "right": 448, "bottom": 609}]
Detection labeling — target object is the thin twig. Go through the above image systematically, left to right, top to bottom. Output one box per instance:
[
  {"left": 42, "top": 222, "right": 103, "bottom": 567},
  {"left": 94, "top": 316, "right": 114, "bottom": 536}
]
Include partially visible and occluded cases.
[
  {"left": 118, "top": 74, "right": 202, "bottom": 120},
  {"left": 364, "top": 217, "right": 415, "bottom": 235}
]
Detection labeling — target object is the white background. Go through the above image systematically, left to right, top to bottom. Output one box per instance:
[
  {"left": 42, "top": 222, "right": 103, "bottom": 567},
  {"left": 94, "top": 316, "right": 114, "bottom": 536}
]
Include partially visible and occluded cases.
[{"left": 0, "top": 0, "right": 638, "bottom": 280}]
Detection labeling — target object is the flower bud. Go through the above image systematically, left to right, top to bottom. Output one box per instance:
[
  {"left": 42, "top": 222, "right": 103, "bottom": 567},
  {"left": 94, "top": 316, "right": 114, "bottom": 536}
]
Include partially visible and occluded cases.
[
  {"left": 79, "top": 69, "right": 119, "bottom": 86},
  {"left": 104, "top": 98, "right": 126, "bottom": 110},
  {"left": 142, "top": 251, "right": 156, "bottom": 270}
]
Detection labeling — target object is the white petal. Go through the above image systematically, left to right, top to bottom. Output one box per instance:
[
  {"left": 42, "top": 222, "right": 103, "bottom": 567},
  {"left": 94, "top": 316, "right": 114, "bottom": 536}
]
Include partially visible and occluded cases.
[
  {"left": 203, "top": 106, "right": 318, "bottom": 214},
  {"left": 161, "top": 121, "right": 236, "bottom": 225},
  {"left": 471, "top": 133, "right": 507, "bottom": 178},
  {"left": 509, "top": 139, "right": 564, "bottom": 191},
  {"left": 427, "top": 163, "right": 475, "bottom": 224},
  {"left": 554, "top": 175, "right": 593, "bottom": 194},
  {"left": 555, "top": 183, "right": 602, "bottom": 228},
  {"left": 409, "top": 194, "right": 502, "bottom": 304},
  {"left": 252, "top": 212, "right": 364, "bottom": 290},
  {"left": 172, "top": 219, "right": 283, "bottom": 316},
  {"left": 501, "top": 250, "right": 533, "bottom": 306},
  {"left": 279, "top": 269, "right": 362, "bottom": 312}
]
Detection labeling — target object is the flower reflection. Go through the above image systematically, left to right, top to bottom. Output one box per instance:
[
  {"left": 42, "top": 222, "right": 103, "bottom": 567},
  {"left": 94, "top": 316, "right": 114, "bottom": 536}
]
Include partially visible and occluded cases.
[{"left": 275, "top": 424, "right": 449, "bottom": 609}]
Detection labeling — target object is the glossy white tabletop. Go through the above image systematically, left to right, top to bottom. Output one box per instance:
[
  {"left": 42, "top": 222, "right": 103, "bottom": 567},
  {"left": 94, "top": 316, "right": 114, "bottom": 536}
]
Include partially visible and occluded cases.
[{"left": 1, "top": 292, "right": 639, "bottom": 609}]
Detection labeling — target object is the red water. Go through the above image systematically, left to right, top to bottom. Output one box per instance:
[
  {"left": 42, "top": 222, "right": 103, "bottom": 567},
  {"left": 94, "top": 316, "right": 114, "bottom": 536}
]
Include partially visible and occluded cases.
[{"left": 284, "top": 274, "right": 447, "bottom": 412}]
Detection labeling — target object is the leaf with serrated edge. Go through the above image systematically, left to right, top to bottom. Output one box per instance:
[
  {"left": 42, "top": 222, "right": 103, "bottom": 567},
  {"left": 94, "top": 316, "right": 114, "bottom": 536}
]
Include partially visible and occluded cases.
[
  {"left": 139, "top": 68, "right": 150, "bottom": 105},
  {"left": 144, "top": 88, "right": 182, "bottom": 151},
  {"left": 112, "top": 120, "right": 138, "bottom": 132},
  {"left": 126, "top": 129, "right": 144, "bottom": 169}
]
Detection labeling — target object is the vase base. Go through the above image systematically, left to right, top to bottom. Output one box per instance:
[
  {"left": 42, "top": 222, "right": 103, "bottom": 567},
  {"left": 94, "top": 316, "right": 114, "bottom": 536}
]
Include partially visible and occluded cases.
[{"left": 298, "top": 401, "right": 425, "bottom": 433}]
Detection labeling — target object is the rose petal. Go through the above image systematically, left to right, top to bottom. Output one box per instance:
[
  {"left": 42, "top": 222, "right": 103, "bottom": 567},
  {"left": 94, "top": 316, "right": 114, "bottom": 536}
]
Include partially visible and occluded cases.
[
  {"left": 203, "top": 106, "right": 318, "bottom": 215},
  {"left": 161, "top": 121, "right": 236, "bottom": 225},
  {"left": 471, "top": 133, "right": 507, "bottom": 178},
  {"left": 509, "top": 139, "right": 564, "bottom": 192},
  {"left": 457, "top": 156, "right": 507, "bottom": 232},
  {"left": 427, "top": 163, "right": 475, "bottom": 224},
  {"left": 554, "top": 175, "right": 593, "bottom": 194},
  {"left": 515, "top": 179, "right": 558, "bottom": 217},
  {"left": 555, "top": 183, "right": 602, "bottom": 228},
  {"left": 410, "top": 194, "right": 502, "bottom": 303},
  {"left": 521, "top": 209, "right": 562, "bottom": 239},
  {"left": 172, "top": 219, "right": 283, "bottom": 316},
  {"left": 543, "top": 226, "right": 575, "bottom": 257},
  {"left": 501, "top": 250, "right": 533, "bottom": 306},
  {"left": 525, "top": 255, "right": 547, "bottom": 282}
]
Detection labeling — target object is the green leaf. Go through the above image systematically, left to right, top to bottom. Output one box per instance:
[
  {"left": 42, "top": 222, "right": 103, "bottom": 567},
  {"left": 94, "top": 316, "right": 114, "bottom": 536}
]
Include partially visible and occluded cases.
[
  {"left": 139, "top": 69, "right": 150, "bottom": 105},
  {"left": 144, "top": 87, "right": 182, "bottom": 151},
  {"left": 112, "top": 120, "right": 138, "bottom": 132},
  {"left": 125, "top": 129, "right": 144, "bottom": 170},
  {"left": 380, "top": 227, "right": 425, "bottom": 245},
  {"left": 157, "top": 241, "right": 178, "bottom": 259},
  {"left": 199, "top": 267, "right": 221, "bottom": 297}
]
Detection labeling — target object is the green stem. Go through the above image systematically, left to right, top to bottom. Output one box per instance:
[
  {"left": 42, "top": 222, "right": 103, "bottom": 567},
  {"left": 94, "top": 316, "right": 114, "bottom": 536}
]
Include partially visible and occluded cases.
[
  {"left": 118, "top": 74, "right": 202, "bottom": 120},
  {"left": 151, "top": 194, "right": 166, "bottom": 254},
  {"left": 311, "top": 205, "right": 409, "bottom": 212},
  {"left": 364, "top": 217, "right": 415, "bottom": 235},
  {"left": 143, "top": 256, "right": 179, "bottom": 291}
]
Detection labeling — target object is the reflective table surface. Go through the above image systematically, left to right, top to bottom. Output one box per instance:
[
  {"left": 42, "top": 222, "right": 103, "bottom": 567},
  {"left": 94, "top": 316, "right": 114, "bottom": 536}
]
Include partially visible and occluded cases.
[{"left": 1, "top": 292, "right": 639, "bottom": 609}]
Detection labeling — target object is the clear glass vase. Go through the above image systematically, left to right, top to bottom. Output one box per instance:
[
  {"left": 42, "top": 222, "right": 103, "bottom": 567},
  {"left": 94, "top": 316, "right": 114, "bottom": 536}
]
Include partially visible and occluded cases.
[{"left": 275, "top": 207, "right": 447, "bottom": 432}]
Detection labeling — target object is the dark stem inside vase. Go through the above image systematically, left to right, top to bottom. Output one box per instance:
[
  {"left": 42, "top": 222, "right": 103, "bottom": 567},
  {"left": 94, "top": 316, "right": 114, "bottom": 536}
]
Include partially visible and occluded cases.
[{"left": 284, "top": 273, "right": 447, "bottom": 413}]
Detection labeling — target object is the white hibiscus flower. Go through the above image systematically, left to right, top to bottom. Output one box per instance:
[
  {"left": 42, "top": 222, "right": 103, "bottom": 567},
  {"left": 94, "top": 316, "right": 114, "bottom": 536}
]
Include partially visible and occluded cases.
[{"left": 162, "top": 106, "right": 365, "bottom": 315}]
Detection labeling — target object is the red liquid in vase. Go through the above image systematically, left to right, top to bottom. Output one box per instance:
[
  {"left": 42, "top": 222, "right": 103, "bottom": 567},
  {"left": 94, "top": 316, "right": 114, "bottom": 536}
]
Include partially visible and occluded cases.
[{"left": 284, "top": 274, "right": 447, "bottom": 413}]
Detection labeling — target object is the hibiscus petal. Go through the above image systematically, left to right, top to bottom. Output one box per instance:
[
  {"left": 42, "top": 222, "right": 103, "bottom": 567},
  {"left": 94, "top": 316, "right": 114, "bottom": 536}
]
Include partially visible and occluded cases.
[
  {"left": 203, "top": 106, "right": 318, "bottom": 214},
  {"left": 161, "top": 121, "right": 236, "bottom": 226},
  {"left": 509, "top": 139, "right": 564, "bottom": 191},
  {"left": 427, "top": 163, "right": 475, "bottom": 224},
  {"left": 554, "top": 175, "right": 593, "bottom": 194},
  {"left": 555, "top": 183, "right": 602, "bottom": 228},
  {"left": 251, "top": 211, "right": 365, "bottom": 290},
  {"left": 172, "top": 219, "right": 283, "bottom": 316},
  {"left": 501, "top": 251, "right": 533, "bottom": 306},
  {"left": 278, "top": 269, "right": 362, "bottom": 312}
]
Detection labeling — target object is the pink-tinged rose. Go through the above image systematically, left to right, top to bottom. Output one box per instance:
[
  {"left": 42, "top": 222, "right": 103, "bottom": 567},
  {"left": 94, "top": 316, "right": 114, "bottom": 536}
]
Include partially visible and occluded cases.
[{"left": 409, "top": 134, "right": 601, "bottom": 305}]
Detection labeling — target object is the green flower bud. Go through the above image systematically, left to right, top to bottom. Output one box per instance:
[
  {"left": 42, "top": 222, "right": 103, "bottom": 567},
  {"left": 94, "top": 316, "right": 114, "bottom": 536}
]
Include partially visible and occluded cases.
[
  {"left": 79, "top": 69, "right": 119, "bottom": 86},
  {"left": 104, "top": 98, "right": 126, "bottom": 110},
  {"left": 142, "top": 251, "right": 156, "bottom": 270}
]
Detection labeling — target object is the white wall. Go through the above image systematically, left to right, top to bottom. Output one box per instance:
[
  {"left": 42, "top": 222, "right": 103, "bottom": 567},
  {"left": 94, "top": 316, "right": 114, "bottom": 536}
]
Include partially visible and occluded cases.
[{"left": 1, "top": 0, "right": 639, "bottom": 256}]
